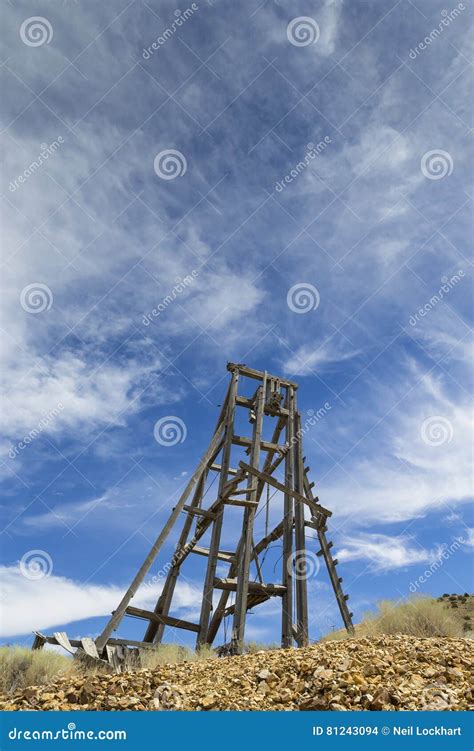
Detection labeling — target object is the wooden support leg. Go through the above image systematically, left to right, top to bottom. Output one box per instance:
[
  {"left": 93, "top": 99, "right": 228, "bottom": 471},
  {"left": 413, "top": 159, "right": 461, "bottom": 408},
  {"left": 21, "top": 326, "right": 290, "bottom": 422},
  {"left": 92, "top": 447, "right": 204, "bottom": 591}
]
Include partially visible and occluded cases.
[
  {"left": 196, "top": 370, "right": 239, "bottom": 648},
  {"left": 231, "top": 376, "right": 266, "bottom": 654},
  {"left": 281, "top": 386, "right": 295, "bottom": 648},
  {"left": 293, "top": 410, "right": 309, "bottom": 647},
  {"left": 95, "top": 412, "right": 227, "bottom": 652},
  {"left": 206, "top": 413, "right": 288, "bottom": 643},
  {"left": 143, "top": 472, "right": 208, "bottom": 644}
]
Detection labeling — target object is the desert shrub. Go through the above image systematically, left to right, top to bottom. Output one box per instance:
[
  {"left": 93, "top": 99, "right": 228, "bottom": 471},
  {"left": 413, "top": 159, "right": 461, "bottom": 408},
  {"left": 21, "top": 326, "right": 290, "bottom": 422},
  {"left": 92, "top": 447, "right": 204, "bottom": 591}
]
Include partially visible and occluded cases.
[
  {"left": 324, "top": 597, "right": 463, "bottom": 641},
  {"left": 359, "top": 597, "right": 462, "bottom": 638},
  {"left": 139, "top": 643, "right": 216, "bottom": 670},
  {"left": 0, "top": 647, "right": 75, "bottom": 695}
]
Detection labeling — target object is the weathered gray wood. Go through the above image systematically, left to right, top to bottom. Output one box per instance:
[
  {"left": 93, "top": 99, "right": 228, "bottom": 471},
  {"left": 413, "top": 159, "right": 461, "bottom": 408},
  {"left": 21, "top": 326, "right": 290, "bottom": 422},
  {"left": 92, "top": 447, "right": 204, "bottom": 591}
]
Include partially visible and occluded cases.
[
  {"left": 227, "top": 362, "right": 298, "bottom": 389},
  {"left": 197, "top": 369, "right": 239, "bottom": 648},
  {"left": 231, "top": 376, "right": 266, "bottom": 653},
  {"left": 281, "top": 387, "right": 295, "bottom": 648},
  {"left": 293, "top": 410, "right": 309, "bottom": 647},
  {"left": 95, "top": 411, "right": 227, "bottom": 652},
  {"left": 206, "top": 416, "right": 288, "bottom": 644},
  {"left": 239, "top": 461, "right": 332, "bottom": 518},
  {"left": 303, "top": 474, "right": 354, "bottom": 635},
  {"left": 183, "top": 505, "right": 216, "bottom": 520},
  {"left": 214, "top": 578, "right": 286, "bottom": 595},
  {"left": 126, "top": 606, "right": 200, "bottom": 633},
  {"left": 53, "top": 632, "right": 75, "bottom": 655},
  {"left": 81, "top": 637, "right": 100, "bottom": 659}
]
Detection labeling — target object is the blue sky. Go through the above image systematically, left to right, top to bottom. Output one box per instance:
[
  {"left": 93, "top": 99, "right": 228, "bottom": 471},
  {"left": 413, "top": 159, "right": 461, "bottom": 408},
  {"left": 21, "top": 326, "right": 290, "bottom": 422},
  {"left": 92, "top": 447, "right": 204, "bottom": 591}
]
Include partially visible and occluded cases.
[{"left": 0, "top": 0, "right": 472, "bottom": 649}]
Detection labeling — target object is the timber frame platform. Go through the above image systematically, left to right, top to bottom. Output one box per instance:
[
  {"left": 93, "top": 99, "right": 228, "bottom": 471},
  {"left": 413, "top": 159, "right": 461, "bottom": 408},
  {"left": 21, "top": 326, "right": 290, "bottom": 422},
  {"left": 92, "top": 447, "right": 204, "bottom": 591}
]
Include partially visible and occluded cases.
[{"left": 33, "top": 363, "right": 354, "bottom": 666}]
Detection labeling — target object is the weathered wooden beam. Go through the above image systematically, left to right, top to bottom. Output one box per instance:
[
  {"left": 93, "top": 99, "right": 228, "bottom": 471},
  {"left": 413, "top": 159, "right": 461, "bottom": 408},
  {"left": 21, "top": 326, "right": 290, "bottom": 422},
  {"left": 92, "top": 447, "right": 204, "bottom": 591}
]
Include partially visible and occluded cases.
[
  {"left": 227, "top": 362, "right": 298, "bottom": 389},
  {"left": 197, "top": 370, "right": 240, "bottom": 648},
  {"left": 231, "top": 377, "right": 266, "bottom": 654},
  {"left": 95, "top": 404, "right": 227, "bottom": 651},
  {"left": 232, "top": 435, "right": 287, "bottom": 453},
  {"left": 239, "top": 461, "right": 332, "bottom": 518},
  {"left": 183, "top": 505, "right": 216, "bottom": 520},
  {"left": 190, "top": 546, "right": 235, "bottom": 562},
  {"left": 214, "top": 578, "right": 286, "bottom": 596},
  {"left": 125, "top": 606, "right": 200, "bottom": 633}
]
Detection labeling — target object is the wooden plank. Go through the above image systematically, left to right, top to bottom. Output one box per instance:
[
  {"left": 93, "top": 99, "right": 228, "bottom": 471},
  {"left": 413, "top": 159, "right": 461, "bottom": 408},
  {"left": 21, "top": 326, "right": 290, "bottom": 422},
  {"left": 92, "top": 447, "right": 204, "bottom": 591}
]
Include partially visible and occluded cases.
[
  {"left": 227, "top": 362, "right": 298, "bottom": 389},
  {"left": 197, "top": 370, "right": 240, "bottom": 648},
  {"left": 231, "top": 377, "right": 266, "bottom": 653},
  {"left": 281, "top": 386, "right": 295, "bottom": 648},
  {"left": 293, "top": 409, "right": 309, "bottom": 647},
  {"left": 95, "top": 412, "right": 227, "bottom": 651},
  {"left": 206, "top": 415, "right": 288, "bottom": 645},
  {"left": 232, "top": 435, "right": 286, "bottom": 453},
  {"left": 239, "top": 461, "right": 332, "bottom": 518},
  {"left": 210, "top": 463, "right": 239, "bottom": 476},
  {"left": 143, "top": 470, "right": 209, "bottom": 644},
  {"left": 223, "top": 498, "right": 259, "bottom": 508},
  {"left": 183, "top": 505, "right": 216, "bottom": 520},
  {"left": 190, "top": 546, "right": 235, "bottom": 563},
  {"left": 214, "top": 578, "right": 286, "bottom": 596},
  {"left": 125, "top": 606, "right": 200, "bottom": 633},
  {"left": 32, "top": 632, "right": 46, "bottom": 650},
  {"left": 53, "top": 632, "right": 75, "bottom": 655},
  {"left": 81, "top": 637, "right": 99, "bottom": 659}
]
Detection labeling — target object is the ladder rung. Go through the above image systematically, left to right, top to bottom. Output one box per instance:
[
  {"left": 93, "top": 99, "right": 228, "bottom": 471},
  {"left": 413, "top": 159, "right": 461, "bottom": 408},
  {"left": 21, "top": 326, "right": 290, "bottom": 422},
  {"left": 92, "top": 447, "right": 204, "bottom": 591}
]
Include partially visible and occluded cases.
[
  {"left": 210, "top": 463, "right": 239, "bottom": 476},
  {"left": 308, "top": 481, "right": 315, "bottom": 489},
  {"left": 224, "top": 498, "right": 259, "bottom": 508},
  {"left": 183, "top": 505, "right": 216, "bottom": 520},
  {"left": 191, "top": 546, "right": 234, "bottom": 563},
  {"left": 333, "top": 558, "right": 338, "bottom": 566},
  {"left": 214, "top": 578, "right": 286, "bottom": 596},
  {"left": 344, "top": 594, "right": 349, "bottom": 601}
]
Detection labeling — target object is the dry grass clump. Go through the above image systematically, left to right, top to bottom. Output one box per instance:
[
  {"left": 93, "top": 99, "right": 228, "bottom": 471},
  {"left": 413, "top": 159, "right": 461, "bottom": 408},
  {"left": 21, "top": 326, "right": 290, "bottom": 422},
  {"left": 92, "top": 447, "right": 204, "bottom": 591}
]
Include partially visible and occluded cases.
[
  {"left": 324, "top": 596, "right": 463, "bottom": 641},
  {"left": 0, "top": 643, "right": 217, "bottom": 695},
  {"left": 138, "top": 643, "right": 216, "bottom": 670},
  {"left": 0, "top": 647, "right": 75, "bottom": 696}
]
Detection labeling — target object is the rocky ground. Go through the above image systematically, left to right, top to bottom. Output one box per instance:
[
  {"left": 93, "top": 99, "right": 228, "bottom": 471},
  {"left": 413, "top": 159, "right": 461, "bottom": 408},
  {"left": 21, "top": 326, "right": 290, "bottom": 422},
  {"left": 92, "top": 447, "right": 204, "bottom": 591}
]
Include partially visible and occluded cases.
[{"left": 1, "top": 635, "right": 472, "bottom": 711}]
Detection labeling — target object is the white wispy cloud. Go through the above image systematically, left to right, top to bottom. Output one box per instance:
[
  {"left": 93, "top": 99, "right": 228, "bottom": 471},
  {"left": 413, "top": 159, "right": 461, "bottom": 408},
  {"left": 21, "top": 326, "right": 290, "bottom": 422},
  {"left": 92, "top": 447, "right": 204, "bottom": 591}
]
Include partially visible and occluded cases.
[
  {"left": 337, "top": 533, "right": 440, "bottom": 571},
  {"left": 0, "top": 565, "right": 201, "bottom": 638}
]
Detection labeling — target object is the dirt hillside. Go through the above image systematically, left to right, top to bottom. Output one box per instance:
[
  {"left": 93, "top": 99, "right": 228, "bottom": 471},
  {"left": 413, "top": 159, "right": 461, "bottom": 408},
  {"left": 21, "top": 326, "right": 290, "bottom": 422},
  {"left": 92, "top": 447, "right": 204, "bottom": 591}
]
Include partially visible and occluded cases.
[{"left": 1, "top": 635, "right": 472, "bottom": 712}]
